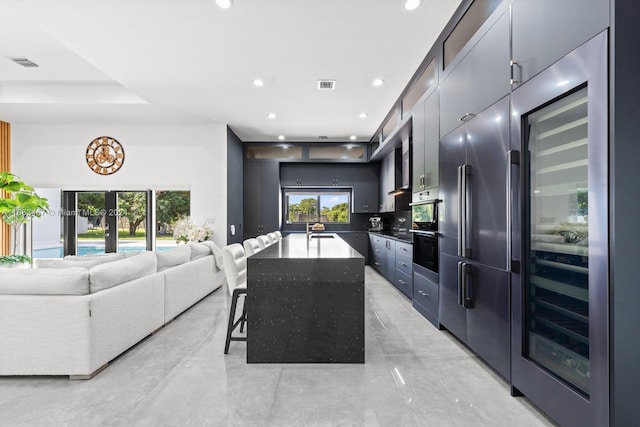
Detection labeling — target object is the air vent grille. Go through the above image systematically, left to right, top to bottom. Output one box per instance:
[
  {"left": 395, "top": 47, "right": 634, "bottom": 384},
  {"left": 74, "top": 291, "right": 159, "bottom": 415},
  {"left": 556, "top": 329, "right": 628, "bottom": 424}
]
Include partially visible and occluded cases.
[
  {"left": 8, "top": 57, "right": 39, "bottom": 67},
  {"left": 317, "top": 79, "right": 336, "bottom": 90},
  {"left": 319, "top": 136, "right": 329, "bottom": 139}
]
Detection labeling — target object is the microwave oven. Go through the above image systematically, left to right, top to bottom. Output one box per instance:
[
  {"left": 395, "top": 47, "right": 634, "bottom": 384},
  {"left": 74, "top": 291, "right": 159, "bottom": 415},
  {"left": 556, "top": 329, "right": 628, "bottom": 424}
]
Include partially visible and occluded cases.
[{"left": 410, "top": 199, "right": 439, "bottom": 233}]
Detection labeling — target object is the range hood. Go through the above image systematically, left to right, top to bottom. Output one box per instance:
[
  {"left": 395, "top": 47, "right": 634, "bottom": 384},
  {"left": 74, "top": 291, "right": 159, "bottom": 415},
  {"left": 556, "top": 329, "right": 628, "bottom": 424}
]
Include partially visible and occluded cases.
[{"left": 388, "top": 135, "right": 411, "bottom": 196}]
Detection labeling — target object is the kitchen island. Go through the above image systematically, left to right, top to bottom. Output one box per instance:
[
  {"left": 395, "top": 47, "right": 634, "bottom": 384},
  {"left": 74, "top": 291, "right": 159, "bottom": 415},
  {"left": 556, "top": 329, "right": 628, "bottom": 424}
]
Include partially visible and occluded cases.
[{"left": 246, "top": 233, "right": 365, "bottom": 363}]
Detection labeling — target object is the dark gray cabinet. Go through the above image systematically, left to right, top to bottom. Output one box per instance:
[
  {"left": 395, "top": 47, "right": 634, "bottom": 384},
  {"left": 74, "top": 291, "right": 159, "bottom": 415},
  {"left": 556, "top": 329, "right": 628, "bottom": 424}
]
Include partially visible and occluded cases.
[
  {"left": 511, "top": 0, "right": 609, "bottom": 87},
  {"left": 439, "top": 9, "right": 510, "bottom": 137},
  {"left": 412, "top": 90, "right": 439, "bottom": 192},
  {"left": 378, "top": 153, "right": 395, "bottom": 213},
  {"left": 243, "top": 161, "right": 280, "bottom": 239},
  {"left": 281, "top": 163, "right": 353, "bottom": 187},
  {"left": 352, "top": 164, "right": 379, "bottom": 213},
  {"left": 339, "top": 232, "right": 369, "bottom": 264},
  {"left": 369, "top": 233, "right": 414, "bottom": 299},
  {"left": 369, "top": 234, "right": 386, "bottom": 275},
  {"left": 394, "top": 241, "right": 412, "bottom": 298},
  {"left": 413, "top": 264, "right": 439, "bottom": 328}
]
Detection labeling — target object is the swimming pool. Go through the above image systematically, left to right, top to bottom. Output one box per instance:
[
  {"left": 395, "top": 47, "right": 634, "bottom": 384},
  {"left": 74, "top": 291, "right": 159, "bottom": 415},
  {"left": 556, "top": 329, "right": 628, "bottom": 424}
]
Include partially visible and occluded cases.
[{"left": 33, "top": 243, "right": 175, "bottom": 258}]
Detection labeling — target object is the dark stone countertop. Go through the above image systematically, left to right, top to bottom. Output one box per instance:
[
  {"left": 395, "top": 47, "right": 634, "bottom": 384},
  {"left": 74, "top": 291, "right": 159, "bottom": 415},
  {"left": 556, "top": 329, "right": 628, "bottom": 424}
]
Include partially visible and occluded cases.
[
  {"left": 367, "top": 231, "right": 413, "bottom": 244},
  {"left": 250, "top": 233, "right": 365, "bottom": 260}
]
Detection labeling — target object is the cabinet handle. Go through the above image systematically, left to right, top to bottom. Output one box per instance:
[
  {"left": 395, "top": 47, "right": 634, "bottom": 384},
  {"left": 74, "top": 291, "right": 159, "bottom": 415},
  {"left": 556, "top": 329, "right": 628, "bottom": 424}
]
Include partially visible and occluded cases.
[
  {"left": 510, "top": 60, "right": 520, "bottom": 85},
  {"left": 459, "top": 112, "right": 475, "bottom": 122},
  {"left": 507, "top": 150, "right": 521, "bottom": 274},
  {"left": 458, "top": 164, "right": 472, "bottom": 259},
  {"left": 401, "top": 247, "right": 408, "bottom": 252},
  {"left": 375, "top": 249, "right": 380, "bottom": 253},
  {"left": 457, "top": 261, "right": 464, "bottom": 306},
  {"left": 374, "top": 262, "right": 381, "bottom": 266},
  {"left": 399, "top": 262, "right": 408, "bottom": 267},
  {"left": 462, "top": 263, "right": 473, "bottom": 308},
  {"left": 398, "top": 280, "right": 406, "bottom": 286},
  {"left": 418, "top": 290, "right": 430, "bottom": 298}
]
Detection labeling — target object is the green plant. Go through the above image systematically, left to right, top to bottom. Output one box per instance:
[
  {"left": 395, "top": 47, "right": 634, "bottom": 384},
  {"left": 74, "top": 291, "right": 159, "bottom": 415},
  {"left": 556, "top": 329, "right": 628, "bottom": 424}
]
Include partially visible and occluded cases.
[
  {"left": 0, "top": 172, "right": 49, "bottom": 261},
  {"left": 0, "top": 254, "right": 31, "bottom": 265}
]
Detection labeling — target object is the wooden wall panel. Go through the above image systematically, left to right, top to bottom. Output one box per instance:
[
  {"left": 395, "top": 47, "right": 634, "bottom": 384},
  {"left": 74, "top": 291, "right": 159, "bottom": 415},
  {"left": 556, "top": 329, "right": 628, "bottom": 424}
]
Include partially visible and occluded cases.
[{"left": 0, "top": 121, "right": 10, "bottom": 255}]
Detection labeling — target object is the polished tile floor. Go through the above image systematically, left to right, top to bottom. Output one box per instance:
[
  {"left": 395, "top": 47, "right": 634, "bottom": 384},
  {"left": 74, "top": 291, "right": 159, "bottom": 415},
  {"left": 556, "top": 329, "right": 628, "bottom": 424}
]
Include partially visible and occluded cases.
[{"left": 0, "top": 267, "right": 556, "bottom": 426}]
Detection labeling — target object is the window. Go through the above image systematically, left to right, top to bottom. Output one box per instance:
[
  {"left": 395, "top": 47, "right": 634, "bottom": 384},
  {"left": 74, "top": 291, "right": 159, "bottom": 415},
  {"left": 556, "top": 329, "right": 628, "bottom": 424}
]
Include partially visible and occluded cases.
[
  {"left": 443, "top": 0, "right": 502, "bottom": 69},
  {"left": 284, "top": 190, "right": 350, "bottom": 224}
]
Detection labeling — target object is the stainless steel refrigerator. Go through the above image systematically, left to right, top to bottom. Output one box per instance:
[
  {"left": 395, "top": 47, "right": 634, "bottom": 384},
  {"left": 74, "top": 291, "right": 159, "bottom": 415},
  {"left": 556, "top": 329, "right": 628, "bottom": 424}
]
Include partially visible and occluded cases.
[{"left": 439, "top": 95, "right": 511, "bottom": 379}]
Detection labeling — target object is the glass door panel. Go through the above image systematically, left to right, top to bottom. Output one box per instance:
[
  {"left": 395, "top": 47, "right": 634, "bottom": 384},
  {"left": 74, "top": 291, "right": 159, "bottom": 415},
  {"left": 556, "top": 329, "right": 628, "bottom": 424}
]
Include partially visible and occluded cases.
[
  {"left": 524, "top": 86, "right": 590, "bottom": 396},
  {"left": 77, "top": 191, "right": 107, "bottom": 256},
  {"left": 117, "top": 191, "right": 149, "bottom": 254}
]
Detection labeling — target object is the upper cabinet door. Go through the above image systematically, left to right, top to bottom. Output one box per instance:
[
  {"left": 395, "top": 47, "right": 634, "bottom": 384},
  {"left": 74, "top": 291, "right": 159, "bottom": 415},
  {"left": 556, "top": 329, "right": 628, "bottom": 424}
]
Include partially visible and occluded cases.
[
  {"left": 511, "top": 0, "right": 609, "bottom": 87},
  {"left": 440, "top": 10, "right": 510, "bottom": 137},
  {"left": 423, "top": 90, "right": 439, "bottom": 190},
  {"left": 412, "top": 100, "right": 426, "bottom": 191}
]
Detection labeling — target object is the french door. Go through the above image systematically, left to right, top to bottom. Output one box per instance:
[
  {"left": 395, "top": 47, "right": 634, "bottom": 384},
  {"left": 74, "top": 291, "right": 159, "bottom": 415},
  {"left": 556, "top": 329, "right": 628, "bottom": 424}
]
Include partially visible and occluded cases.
[
  {"left": 510, "top": 32, "right": 608, "bottom": 427},
  {"left": 63, "top": 190, "right": 154, "bottom": 256}
]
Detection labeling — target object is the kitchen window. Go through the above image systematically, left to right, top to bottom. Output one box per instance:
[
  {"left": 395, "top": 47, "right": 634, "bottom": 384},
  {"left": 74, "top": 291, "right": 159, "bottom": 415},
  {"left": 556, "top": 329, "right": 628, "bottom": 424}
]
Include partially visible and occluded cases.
[{"left": 284, "top": 190, "right": 351, "bottom": 224}]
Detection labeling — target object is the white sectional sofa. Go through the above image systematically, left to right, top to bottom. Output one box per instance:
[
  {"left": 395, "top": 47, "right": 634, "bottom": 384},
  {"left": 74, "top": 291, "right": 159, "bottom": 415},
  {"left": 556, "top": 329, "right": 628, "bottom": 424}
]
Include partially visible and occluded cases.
[{"left": 0, "top": 242, "right": 224, "bottom": 379}]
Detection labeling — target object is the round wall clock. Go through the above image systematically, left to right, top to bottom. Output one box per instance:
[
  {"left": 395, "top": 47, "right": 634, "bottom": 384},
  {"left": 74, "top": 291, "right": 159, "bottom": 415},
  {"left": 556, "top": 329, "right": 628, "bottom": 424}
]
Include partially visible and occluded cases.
[{"left": 86, "top": 136, "right": 125, "bottom": 175}]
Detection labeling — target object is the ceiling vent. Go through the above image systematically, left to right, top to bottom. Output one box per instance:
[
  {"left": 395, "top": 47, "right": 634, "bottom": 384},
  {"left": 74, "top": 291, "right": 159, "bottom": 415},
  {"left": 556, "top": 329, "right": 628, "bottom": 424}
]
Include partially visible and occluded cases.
[
  {"left": 8, "top": 57, "right": 39, "bottom": 67},
  {"left": 317, "top": 79, "right": 336, "bottom": 90},
  {"left": 319, "top": 135, "right": 329, "bottom": 139}
]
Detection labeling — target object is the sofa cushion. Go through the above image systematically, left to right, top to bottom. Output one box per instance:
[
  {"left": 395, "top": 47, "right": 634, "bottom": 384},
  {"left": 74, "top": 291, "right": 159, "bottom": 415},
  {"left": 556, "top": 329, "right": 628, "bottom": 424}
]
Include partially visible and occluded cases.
[
  {"left": 201, "top": 241, "right": 224, "bottom": 269},
  {"left": 187, "top": 242, "right": 211, "bottom": 261},
  {"left": 156, "top": 245, "right": 191, "bottom": 272},
  {"left": 89, "top": 251, "right": 157, "bottom": 293},
  {"left": 64, "top": 252, "right": 126, "bottom": 261},
  {"left": 36, "top": 253, "right": 127, "bottom": 269},
  {"left": 0, "top": 267, "right": 90, "bottom": 295}
]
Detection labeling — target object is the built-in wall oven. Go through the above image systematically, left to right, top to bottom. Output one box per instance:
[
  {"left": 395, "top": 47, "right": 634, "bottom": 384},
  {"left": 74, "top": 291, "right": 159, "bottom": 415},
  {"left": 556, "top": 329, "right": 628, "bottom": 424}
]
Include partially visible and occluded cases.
[{"left": 410, "top": 198, "right": 439, "bottom": 273}]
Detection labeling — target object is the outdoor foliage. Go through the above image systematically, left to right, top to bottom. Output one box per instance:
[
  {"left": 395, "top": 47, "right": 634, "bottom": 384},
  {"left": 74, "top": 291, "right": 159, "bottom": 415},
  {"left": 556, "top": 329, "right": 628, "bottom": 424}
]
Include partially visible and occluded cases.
[
  {"left": 156, "top": 191, "right": 190, "bottom": 234},
  {"left": 118, "top": 192, "right": 147, "bottom": 236},
  {"left": 288, "top": 197, "right": 318, "bottom": 222},
  {"left": 321, "top": 202, "right": 348, "bottom": 222}
]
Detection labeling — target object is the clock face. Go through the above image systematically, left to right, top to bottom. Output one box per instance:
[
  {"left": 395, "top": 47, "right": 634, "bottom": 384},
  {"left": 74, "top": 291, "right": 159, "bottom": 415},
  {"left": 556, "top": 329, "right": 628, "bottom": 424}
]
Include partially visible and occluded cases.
[{"left": 86, "top": 136, "right": 125, "bottom": 175}]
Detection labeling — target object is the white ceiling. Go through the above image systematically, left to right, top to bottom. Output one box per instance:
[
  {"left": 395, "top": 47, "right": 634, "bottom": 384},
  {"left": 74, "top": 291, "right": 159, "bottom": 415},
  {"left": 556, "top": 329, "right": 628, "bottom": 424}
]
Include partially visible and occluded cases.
[{"left": 0, "top": 0, "right": 462, "bottom": 142}]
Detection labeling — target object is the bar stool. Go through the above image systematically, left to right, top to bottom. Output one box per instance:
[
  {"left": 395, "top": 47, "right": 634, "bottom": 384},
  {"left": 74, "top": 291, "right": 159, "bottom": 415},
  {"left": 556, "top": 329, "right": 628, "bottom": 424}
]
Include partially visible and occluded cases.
[
  {"left": 274, "top": 230, "right": 282, "bottom": 240},
  {"left": 266, "top": 232, "right": 278, "bottom": 244},
  {"left": 256, "top": 235, "right": 271, "bottom": 249},
  {"left": 243, "top": 238, "right": 261, "bottom": 256},
  {"left": 221, "top": 244, "right": 247, "bottom": 354}
]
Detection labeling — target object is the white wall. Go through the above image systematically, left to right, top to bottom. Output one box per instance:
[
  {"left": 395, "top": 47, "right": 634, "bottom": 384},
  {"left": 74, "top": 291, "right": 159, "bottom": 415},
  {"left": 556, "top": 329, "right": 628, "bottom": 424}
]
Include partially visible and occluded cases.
[{"left": 11, "top": 123, "right": 228, "bottom": 246}]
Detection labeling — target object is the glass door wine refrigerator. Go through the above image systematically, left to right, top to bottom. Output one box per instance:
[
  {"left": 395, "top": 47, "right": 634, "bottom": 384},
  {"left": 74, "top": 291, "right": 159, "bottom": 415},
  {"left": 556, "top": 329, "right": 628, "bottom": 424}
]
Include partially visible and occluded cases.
[{"left": 509, "top": 31, "right": 609, "bottom": 427}]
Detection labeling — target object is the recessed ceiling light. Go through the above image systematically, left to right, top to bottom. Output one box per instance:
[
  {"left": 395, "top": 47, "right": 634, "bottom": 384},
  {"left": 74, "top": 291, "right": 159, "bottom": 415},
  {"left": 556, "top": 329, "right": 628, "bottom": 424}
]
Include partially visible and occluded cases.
[
  {"left": 215, "top": 0, "right": 234, "bottom": 9},
  {"left": 403, "top": 0, "right": 422, "bottom": 11},
  {"left": 372, "top": 78, "right": 385, "bottom": 87},
  {"left": 253, "top": 79, "right": 264, "bottom": 87},
  {"left": 267, "top": 112, "right": 276, "bottom": 119},
  {"left": 359, "top": 112, "right": 368, "bottom": 119},
  {"left": 278, "top": 135, "right": 285, "bottom": 140},
  {"left": 349, "top": 135, "right": 357, "bottom": 140}
]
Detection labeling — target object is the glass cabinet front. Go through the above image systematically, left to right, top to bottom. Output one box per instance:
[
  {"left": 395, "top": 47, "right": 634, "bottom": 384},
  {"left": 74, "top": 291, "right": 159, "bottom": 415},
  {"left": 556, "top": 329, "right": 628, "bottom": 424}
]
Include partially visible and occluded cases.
[{"left": 524, "top": 86, "right": 590, "bottom": 396}]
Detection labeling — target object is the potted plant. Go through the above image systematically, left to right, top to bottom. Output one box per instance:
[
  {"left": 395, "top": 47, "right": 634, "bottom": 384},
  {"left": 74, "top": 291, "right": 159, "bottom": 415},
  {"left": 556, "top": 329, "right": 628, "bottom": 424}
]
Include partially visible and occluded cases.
[{"left": 0, "top": 172, "right": 49, "bottom": 266}]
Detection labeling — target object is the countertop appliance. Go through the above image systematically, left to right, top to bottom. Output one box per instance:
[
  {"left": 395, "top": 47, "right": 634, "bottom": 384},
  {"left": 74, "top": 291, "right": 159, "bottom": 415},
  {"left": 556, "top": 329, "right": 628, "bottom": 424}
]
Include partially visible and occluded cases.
[{"left": 369, "top": 217, "right": 382, "bottom": 232}]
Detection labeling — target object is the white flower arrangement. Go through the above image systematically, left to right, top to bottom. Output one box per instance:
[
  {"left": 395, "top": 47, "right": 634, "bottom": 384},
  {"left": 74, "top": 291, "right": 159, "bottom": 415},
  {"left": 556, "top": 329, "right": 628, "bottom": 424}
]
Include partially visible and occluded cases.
[{"left": 172, "top": 217, "right": 212, "bottom": 243}]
